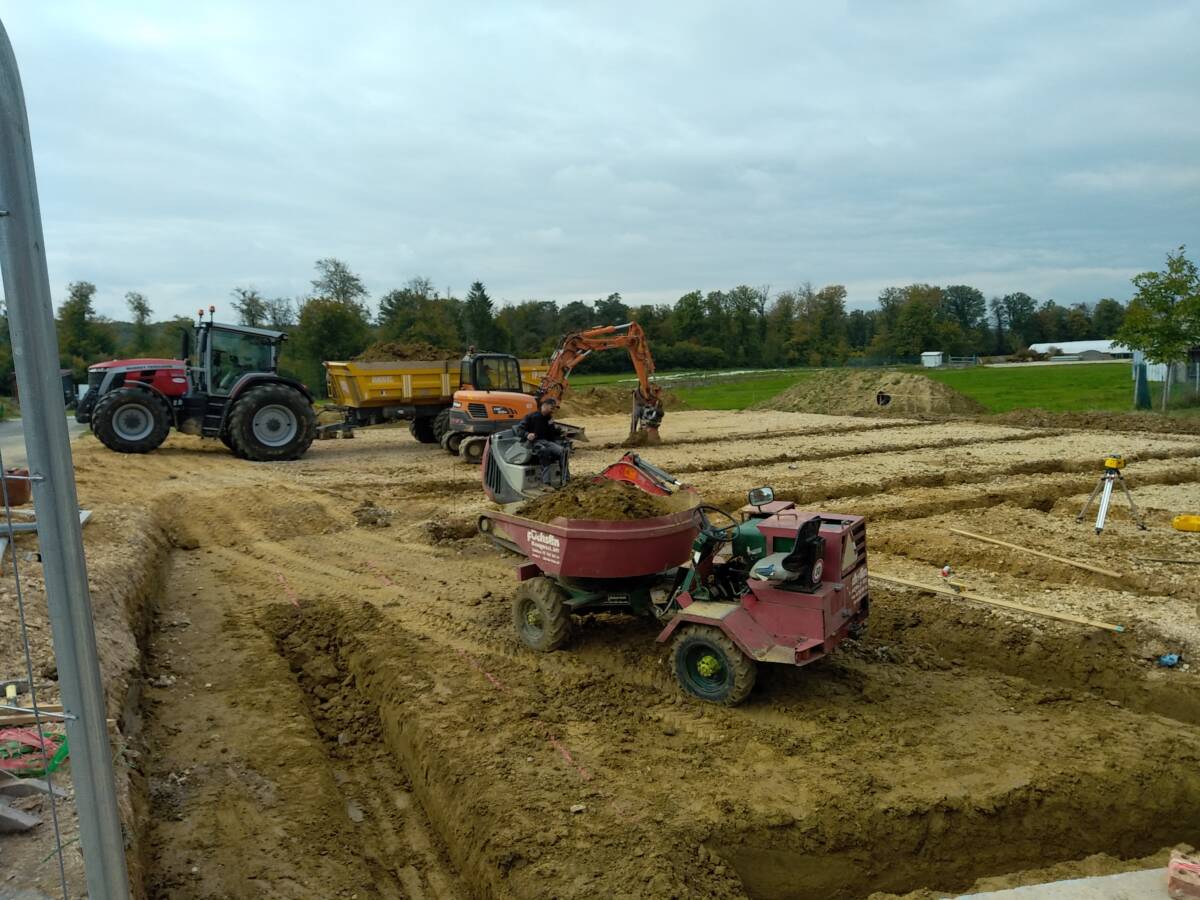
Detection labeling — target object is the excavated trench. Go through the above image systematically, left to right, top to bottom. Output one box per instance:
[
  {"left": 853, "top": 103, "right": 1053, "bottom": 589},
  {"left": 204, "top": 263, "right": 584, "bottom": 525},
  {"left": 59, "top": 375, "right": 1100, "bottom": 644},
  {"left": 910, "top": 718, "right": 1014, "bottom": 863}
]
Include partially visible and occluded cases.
[{"left": 116, "top": 434, "right": 1200, "bottom": 899}]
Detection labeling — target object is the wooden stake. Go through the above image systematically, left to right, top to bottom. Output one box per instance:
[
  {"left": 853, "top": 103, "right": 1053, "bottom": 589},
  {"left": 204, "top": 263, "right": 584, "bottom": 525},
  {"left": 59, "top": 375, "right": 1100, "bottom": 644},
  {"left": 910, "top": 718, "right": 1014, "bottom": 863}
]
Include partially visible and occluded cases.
[
  {"left": 947, "top": 527, "right": 1123, "bottom": 579},
  {"left": 870, "top": 572, "right": 1125, "bottom": 632}
]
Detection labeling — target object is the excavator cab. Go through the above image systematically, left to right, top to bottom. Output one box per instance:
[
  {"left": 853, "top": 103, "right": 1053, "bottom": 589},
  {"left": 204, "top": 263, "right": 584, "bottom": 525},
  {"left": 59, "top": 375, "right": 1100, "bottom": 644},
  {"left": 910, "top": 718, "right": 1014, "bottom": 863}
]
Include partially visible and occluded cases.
[{"left": 459, "top": 353, "right": 524, "bottom": 393}]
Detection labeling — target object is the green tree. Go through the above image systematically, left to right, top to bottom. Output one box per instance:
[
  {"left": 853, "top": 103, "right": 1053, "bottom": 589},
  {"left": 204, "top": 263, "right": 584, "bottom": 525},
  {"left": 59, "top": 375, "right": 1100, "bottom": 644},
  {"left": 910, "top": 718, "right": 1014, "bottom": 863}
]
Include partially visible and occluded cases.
[
  {"left": 1117, "top": 246, "right": 1200, "bottom": 410},
  {"left": 311, "top": 258, "right": 368, "bottom": 306},
  {"left": 57, "top": 281, "right": 116, "bottom": 378},
  {"left": 462, "top": 281, "right": 501, "bottom": 349},
  {"left": 942, "top": 285, "right": 986, "bottom": 333},
  {"left": 231, "top": 287, "right": 268, "bottom": 327},
  {"left": 125, "top": 291, "right": 152, "bottom": 353},
  {"left": 594, "top": 292, "right": 629, "bottom": 325},
  {"left": 1001, "top": 292, "right": 1038, "bottom": 348},
  {"left": 264, "top": 297, "right": 296, "bottom": 329},
  {"left": 290, "top": 297, "right": 373, "bottom": 393},
  {"left": 1092, "top": 298, "right": 1125, "bottom": 337}
]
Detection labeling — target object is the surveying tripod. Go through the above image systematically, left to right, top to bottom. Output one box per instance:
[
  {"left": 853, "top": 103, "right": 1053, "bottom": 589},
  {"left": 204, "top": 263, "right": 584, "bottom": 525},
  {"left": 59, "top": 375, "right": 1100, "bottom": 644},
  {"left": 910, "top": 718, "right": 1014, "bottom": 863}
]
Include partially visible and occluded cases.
[{"left": 1076, "top": 454, "right": 1148, "bottom": 535}]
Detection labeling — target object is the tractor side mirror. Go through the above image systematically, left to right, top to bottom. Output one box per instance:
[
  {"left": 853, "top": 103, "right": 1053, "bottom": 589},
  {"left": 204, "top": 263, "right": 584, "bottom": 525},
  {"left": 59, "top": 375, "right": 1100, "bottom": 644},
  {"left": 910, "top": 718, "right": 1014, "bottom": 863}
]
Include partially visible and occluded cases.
[{"left": 747, "top": 486, "right": 774, "bottom": 507}]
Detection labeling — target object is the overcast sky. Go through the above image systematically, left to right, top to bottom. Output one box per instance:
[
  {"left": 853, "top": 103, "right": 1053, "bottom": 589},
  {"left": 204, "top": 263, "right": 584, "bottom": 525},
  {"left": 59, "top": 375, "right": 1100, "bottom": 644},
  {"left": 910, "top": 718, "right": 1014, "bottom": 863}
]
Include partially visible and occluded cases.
[{"left": 3, "top": 2, "right": 1199, "bottom": 320}]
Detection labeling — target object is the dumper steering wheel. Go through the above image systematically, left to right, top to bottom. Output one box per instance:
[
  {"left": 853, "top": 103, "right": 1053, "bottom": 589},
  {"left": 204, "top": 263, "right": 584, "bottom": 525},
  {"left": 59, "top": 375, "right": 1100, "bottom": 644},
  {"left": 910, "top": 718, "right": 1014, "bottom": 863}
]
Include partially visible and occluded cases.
[{"left": 697, "top": 505, "right": 739, "bottom": 541}]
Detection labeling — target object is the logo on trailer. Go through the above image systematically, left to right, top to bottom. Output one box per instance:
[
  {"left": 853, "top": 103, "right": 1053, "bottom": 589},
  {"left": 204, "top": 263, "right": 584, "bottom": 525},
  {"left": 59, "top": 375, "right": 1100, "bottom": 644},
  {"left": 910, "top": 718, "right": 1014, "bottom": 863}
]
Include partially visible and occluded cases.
[{"left": 526, "top": 529, "right": 562, "bottom": 564}]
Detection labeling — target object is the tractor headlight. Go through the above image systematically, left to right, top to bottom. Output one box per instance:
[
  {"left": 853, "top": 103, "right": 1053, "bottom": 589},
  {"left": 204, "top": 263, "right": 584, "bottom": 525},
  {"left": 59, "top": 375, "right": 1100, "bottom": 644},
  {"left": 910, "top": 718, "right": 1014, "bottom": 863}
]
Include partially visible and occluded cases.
[
  {"left": 452, "top": 401, "right": 462, "bottom": 408},
  {"left": 492, "top": 406, "right": 514, "bottom": 416},
  {"left": 811, "top": 559, "right": 824, "bottom": 584}
]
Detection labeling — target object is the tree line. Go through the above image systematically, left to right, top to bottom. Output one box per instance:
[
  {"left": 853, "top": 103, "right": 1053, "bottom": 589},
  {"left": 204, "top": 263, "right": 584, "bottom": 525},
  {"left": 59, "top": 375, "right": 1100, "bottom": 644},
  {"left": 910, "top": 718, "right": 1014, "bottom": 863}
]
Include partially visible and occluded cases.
[{"left": 0, "top": 257, "right": 1138, "bottom": 397}]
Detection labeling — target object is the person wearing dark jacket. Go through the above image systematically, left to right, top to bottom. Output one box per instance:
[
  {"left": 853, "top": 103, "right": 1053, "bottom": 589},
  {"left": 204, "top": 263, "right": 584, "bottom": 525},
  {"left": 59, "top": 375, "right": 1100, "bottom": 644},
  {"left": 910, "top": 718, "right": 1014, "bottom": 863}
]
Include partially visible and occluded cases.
[{"left": 516, "top": 397, "right": 569, "bottom": 485}]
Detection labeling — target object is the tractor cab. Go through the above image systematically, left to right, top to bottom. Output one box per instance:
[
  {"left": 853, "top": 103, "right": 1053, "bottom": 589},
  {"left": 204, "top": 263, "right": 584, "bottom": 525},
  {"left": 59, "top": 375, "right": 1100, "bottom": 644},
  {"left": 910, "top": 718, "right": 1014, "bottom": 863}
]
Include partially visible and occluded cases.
[{"left": 186, "top": 319, "right": 287, "bottom": 396}]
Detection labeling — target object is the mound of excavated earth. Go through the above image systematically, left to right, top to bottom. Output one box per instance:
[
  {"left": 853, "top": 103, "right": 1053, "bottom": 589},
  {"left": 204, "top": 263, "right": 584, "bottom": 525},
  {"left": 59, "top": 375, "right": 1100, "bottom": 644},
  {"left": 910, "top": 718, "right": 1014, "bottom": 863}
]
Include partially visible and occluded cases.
[{"left": 761, "top": 369, "right": 984, "bottom": 416}]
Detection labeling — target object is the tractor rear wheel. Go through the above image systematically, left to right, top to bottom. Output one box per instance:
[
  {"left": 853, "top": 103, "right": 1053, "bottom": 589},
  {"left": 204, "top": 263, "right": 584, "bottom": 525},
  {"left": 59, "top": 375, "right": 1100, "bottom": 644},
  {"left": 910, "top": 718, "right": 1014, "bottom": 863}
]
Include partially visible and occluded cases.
[
  {"left": 227, "top": 384, "right": 316, "bottom": 462},
  {"left": 91, "top": 388, "right": 171, "bottom": 454},
  {"left": 432, "top": 408, "right": 451, "bottom": 443},
  {"left": 409, "top": 417, "right": 437, "bottom": 443},
  {"left": 512, "top": 577, "right": 571, "bottom": 652},
  {"left": 671, "top": 625, "right": 756, "bottom": 705}
]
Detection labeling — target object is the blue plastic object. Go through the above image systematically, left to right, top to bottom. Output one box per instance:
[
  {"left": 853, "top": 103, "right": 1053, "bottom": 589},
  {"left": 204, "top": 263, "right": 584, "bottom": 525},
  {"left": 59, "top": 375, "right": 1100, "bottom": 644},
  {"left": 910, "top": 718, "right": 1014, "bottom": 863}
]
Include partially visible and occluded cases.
[{"left": 1159, "top": 653, "right": 1181, "bottom": 668}]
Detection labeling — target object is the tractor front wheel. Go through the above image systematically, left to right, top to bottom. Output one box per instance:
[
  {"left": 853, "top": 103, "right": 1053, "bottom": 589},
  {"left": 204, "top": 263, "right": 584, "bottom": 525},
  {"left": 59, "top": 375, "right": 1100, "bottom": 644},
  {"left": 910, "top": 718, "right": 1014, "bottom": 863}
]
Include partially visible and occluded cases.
[
  {"left": 227, "top": 384, "right": 316, "bottom": 462},
  {"left": 91, "top": 388, "right": 171, "bottom": 454},
  {"left": 409, "top": 417, "right": 437, "bottom": 444},
  {"left": 441, "top": 431, "right": 464, "bottom": 455},
  {"left": 512, "top": 577, "right": 571, "bottom": 652},
  {"left": 671, "top": 625, "right": 756, "bottom": 705}
]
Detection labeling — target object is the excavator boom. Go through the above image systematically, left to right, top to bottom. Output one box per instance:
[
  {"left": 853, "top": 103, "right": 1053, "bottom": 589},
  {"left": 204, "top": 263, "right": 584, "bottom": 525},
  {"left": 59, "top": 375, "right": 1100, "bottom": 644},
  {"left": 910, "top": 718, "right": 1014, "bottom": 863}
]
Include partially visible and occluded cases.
[{"left": 539, "top": 323, "right": 664, "bottom": 442}]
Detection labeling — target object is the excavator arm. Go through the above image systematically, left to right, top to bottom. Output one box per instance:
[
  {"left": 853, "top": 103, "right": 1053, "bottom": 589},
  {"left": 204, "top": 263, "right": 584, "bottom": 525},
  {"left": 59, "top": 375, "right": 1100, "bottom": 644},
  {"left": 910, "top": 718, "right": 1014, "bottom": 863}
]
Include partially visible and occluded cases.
[{"left": 539, "top": 323, "right": 664, "bottom": 442}]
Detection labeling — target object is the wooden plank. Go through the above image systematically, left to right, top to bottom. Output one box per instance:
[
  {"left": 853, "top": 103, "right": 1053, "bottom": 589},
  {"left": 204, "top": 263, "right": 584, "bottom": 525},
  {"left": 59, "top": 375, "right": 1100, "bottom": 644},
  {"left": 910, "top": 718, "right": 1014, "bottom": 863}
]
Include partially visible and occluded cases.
[
  {"left": 947, "top": 527, "right": 1123, "bottom": 579},
  {"left": 871, "top": 572, "right": 1125, "bottom": 633},
  {"left": 0, "top": 703, "right": 63, "bottom": 726}
]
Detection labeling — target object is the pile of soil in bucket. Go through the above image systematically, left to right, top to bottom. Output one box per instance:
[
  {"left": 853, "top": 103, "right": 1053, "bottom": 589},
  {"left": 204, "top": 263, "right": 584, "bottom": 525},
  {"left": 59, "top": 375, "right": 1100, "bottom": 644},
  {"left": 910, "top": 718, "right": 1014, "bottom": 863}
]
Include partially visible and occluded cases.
[
  {"left": 354, "top": 341, "right": 458, "bottom": 362},
  {"left": 517, "top": 478, "right": 680, "bottom": 522}
]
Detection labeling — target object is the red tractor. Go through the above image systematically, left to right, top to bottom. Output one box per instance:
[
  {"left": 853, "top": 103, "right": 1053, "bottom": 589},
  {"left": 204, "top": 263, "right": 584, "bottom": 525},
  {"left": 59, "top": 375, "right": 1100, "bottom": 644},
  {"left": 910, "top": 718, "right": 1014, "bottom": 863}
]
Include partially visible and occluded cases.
[{"left": 75, "top": 309, "right": 316, "bottom": 462}]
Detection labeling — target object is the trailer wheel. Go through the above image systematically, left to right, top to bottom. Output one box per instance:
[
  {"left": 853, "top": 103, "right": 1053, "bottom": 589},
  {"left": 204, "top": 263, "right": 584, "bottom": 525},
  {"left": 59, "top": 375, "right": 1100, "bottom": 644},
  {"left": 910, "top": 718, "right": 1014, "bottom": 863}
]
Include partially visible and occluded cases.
[
  {"left": 227, "top": 384, "right": 316, "bottom": 462},
  {"left": 91, "top": 388, "right": 171, "bottom": 454},
  {"left": 432, "top": 408, "right": 451, "bottom": 443},
  {"left": 409, "top": 417, "right": 437, "bottom": 444},
  {"left": 512, "top": 577, "right": 571, "bottom": 652},
  {"left": 671, "top": 625, "right": 756, "bottom": 706}
]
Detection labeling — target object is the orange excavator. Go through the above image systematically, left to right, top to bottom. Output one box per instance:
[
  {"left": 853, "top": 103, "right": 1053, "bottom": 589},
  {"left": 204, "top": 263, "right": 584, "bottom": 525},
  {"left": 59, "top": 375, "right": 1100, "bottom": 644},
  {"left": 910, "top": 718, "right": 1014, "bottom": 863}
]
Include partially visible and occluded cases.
[{"left": 443, "top": 322, "right": 664, "bottom": 462}]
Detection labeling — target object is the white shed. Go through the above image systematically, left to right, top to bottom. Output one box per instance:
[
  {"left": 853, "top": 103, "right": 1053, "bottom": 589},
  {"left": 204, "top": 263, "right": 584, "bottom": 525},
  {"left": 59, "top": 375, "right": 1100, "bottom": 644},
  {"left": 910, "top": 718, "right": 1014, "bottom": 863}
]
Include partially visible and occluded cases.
[{"left": 920, "top": 351, "right": 945, "bottom": 368}]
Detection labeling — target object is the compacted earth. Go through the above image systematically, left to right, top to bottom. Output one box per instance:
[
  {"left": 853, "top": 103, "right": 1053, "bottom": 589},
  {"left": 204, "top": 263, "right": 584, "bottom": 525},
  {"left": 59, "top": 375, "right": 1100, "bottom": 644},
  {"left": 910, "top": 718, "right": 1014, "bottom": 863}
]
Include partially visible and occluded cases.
[{"left": 3, "top": 406, "right": 1200, "bottom": 898}]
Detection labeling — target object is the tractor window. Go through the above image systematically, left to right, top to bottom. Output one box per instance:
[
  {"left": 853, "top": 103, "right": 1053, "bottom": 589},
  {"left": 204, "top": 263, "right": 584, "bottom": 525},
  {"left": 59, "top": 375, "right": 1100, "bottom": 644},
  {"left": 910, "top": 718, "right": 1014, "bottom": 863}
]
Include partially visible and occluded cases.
[
  {"left": 210, "top": 329, "right": 276, "bottom": 394},
  {"left": 476, "top": 356, "right": 521, "bottom": 391}
]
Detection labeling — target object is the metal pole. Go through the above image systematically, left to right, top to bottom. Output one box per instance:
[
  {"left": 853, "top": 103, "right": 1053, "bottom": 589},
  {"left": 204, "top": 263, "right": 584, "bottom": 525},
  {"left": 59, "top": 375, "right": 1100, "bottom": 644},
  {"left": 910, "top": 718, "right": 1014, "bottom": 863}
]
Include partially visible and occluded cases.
[{"left": 0, "top": 19, "right": 131, "bottom": 900}]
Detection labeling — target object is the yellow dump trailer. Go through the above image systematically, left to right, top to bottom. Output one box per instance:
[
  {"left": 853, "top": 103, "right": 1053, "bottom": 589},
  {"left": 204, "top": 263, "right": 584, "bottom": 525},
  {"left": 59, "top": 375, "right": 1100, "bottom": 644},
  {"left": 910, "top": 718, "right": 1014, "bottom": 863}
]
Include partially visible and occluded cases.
[{"left": 321, "top": 353, "right": 549, "bottom": 444}]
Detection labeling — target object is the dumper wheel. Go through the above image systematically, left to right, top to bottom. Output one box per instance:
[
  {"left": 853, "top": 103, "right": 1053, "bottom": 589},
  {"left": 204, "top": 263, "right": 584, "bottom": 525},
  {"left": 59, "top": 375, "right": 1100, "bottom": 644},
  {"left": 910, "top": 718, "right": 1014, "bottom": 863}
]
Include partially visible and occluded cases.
[
  {"left": 91, "top": 387, "right": 171, "bottom": 454},
  {"left": 432, "top": 408, "right": 451, "bottom": 443},
  {"left": 409, "top": 417, "right": 437, "bottom": 444},
  {"left": 512, "top": 577, "right": 571, "bottom": 652},
  {"left": 672, "top": 625, "right": 756, "bottom": 705}
]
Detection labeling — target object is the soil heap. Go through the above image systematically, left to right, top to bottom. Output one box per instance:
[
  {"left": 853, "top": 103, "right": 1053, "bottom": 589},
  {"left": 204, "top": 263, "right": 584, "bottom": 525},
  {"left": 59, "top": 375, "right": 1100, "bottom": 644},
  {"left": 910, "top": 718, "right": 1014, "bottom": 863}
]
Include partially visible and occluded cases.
[
  {"left": 354, "top": 340, "right": 457, "bottom": 362},
  {"left": 761, "top": 369, "right": 983, "bottom": 416},
  {"left": 558, "top": 384, "right": 680, "bottom": 416},
  {"left": 517, "top": 478, "right": 679, "bottom": 522}
]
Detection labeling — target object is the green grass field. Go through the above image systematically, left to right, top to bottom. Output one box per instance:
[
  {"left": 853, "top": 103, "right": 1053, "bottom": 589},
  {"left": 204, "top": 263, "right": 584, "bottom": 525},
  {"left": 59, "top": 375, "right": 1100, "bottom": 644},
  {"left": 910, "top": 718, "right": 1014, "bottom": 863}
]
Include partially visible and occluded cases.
[
  {"left": 919, "top": 363, "right": 1135, "bottom": 413},
  {"left": 569, "top": 368, "right": 815, "bottom": 410}
]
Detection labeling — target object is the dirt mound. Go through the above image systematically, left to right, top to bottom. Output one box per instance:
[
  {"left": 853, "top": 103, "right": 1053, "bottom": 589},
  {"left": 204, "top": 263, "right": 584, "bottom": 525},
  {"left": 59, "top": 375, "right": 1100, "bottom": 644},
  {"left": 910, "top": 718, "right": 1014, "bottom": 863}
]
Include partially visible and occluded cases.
[
  {"left": 354, "top": 340, "right": 458, "bottom": 362},
  {"left": 760, "top": 370, "right": 984, "bottom": 417},
  {"left": 558, "top": 384, "right": 680, "bottom": 416},
  {"left": 987, "top": 408, "right": 1200, "bottom": 435},
  {"left": 517, "top": 478, "right": 681, "bottom": 522}
]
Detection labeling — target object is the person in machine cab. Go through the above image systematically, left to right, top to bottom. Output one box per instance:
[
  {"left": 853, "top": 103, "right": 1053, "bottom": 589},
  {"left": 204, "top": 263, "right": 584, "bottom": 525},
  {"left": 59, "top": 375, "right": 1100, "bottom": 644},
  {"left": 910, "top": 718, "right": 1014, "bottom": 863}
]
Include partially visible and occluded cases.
[{"left": 517, "top": 397, "right": 569, "bottom": 485}]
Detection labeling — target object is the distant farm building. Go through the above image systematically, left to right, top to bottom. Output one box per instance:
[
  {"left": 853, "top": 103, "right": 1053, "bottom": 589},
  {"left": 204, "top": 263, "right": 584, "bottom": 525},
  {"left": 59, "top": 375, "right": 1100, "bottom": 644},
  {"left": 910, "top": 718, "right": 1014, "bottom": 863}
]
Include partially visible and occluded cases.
[{"left": 1027, "top": 340, "right": 1131, "bottom": 361}]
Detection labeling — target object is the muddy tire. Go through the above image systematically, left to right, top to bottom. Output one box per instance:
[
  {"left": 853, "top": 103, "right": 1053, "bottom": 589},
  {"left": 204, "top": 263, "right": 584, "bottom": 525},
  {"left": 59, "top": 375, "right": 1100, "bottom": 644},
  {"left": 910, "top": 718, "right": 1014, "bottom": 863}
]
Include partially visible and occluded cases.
[
  {"left": 227, "top": 384, "right": 316, "bottom": 462},
  {"left": 91, "top": 387, "right": 171, "bottom": 454},
  {"left": 432, "top": 408, "right": 451, "bottom": 443},
  {"left": 409, "top": 417, "right": 437, "bottom": 444},
  {"left": 441, "top": 431, "right": 464, "bottom": 454},
  {"left": 459, "top": 436, "right": 486, "bottom": 464},
  {"left": 512, "top": 577, "right": 571, "bottom": 652},
  {"left": 671, "top": 624, "right": 756, "bottom": 705}
]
